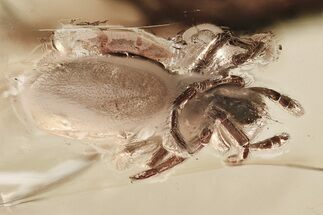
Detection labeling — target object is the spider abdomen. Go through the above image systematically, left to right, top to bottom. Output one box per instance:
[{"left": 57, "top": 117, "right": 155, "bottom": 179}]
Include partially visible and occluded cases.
[{"left": 19, "top": 55, "right": 178, "bottom": 138}]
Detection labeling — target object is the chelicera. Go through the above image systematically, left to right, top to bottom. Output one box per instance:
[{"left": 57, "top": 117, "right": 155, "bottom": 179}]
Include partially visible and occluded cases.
[{"left": 14, "top": 23, "right": 304, "bottom": 181}]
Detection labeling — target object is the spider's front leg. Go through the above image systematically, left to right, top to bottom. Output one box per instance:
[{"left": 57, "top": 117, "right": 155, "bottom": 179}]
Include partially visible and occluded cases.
[
  {"left": 249, "top": 87, "right": 304, "bottom": 116},
  {"left": 208, "top": 106, "right": 292, "bottom": 164},
  {"left": 249, "top": 133, "right": 289, "bottom": 151}
]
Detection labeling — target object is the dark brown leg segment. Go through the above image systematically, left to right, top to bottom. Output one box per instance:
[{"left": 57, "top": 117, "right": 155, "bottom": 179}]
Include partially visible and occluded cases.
[
  {"left": 219, "top": 35, "right": 267, "bottom": 75},
  {"left": 230, "top": 37, "right": 266, "bottom": 63},
  {"left": 171, "top": 76, "right": 245, "bottom": 152},
  {"left": 249, "top": 87, "right": 304, "bottom": 116},
  {"left": 250, "top": 133, "right": 289, "bottom": 151},
  {"left": 147, "top": 147, "right": 169, "bottom": 168},
  {"left": 130, "top": 156, "right": 186, "bottom": 180}
]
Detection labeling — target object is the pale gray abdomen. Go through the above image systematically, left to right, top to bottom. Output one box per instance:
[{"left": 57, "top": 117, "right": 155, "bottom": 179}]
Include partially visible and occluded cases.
[{"left": 20, "top": 56, "right": 176, "bottom": 138}]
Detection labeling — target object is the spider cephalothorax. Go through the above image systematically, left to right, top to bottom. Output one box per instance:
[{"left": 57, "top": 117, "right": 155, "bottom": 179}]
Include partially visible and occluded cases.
[{"left": 129, "top": 74, "right": 303, "bottom": 180}]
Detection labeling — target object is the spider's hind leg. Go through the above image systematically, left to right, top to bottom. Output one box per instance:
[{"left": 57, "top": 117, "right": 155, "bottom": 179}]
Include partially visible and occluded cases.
[
  {"left": 131, "top": 121, "right": 216, "bottom": 180},
  {"left": 114, "top": 136, "right": 162, "bottom": 170},
  {"left": 147, "top": 146, "right": 169, "bottom": 168},
  {"left": 130, "top": 155, "right": 186, "bottom": 180}
]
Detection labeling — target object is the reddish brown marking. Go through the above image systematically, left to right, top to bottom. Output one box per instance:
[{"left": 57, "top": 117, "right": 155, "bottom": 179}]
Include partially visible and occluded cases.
[
  {"left": 76, "top": 20, "right": 108, "bottom": 26},
  {"left": 97, "top": 33, "right": 109, "bottom": 54},
  {"left": 97, "top": 35, "right": 171, "bottom": 62},
  {"left": 136, "top": 37, "right": 143, "bottom": 46},
  {"left": 108, "top": 39, "right": 136, "bottom": 51},
  {"left": 139, "top": 44, "right": 172, "bottom": 60},
  {"left": 173, "top": 87, "right": 197, "bottom": 107},
  {"left": 279, "top": 95, "right": 292, "bottom": 108},
  {"left": 170, "top": 110, "right": 188, "bottom": 150},
  {"left": 200, "top": 128, "right": 213, "bottom": 144},
  {"left": 242, "top": 147, "right": 250, "bottom": 159},
  {"left": 131, "top": 169, "right": 158, "bottom": 180}
]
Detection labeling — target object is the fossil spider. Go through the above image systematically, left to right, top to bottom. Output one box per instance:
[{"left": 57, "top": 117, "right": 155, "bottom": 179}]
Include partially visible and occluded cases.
[{"left": 12, "top": 23, "right": 304, "bottom": 181}]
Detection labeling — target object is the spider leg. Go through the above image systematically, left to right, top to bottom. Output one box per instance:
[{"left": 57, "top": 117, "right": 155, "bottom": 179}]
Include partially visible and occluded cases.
[
  {"left": 190, "top": 31, "right": 266, "bottom": 75},
  {"left": 190, "top": 32, "right": 232, "bottom": 74},
  {"left": 216, "top": 36, "right": 268, "bottom": 75},
  {"left": 230, "top": 36, "right": 264, "bottom": 64},
  {"left": 231, "top": 42, "right": 265, "bottom": 66},
  {"left": 171, "top": 75, "right": 245, "bottom": 152},
  {"left": 249, "top": 87, "right": 304, "bottom": 116},
  {"left": 208, "top": 106, "right": 250, "bottom": 164},
  {"left": 208, "top": 106, "right": 291, "bottom": 164},
  {"left": 131, "top": 124, "right": 214, "bottom": 180},
  {"left": 214, "top": 124, "right": 233, "bottom": 153},
  {"left": 249, "top": 133, "right": 289, "bottom": 151},
  {"left": 114, "top": 137, "right": 161, "bottom": 170},
  {"left": 123, "top": 137, "right": 159, "bottom": 155},
  {"left": 147, "top": 146, "right": 169, "bottom": 168},
  {"left": 130, "top": 155, "right": 186, "bottom": 180}
]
